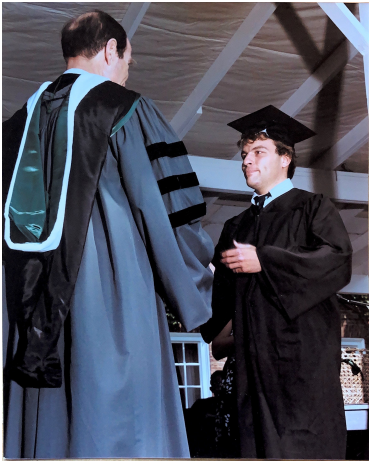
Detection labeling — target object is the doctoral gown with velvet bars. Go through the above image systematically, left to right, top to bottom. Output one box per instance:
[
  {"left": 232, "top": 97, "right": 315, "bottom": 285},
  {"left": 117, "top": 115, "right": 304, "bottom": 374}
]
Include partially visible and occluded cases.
[
  {"left": 3, "top": 74, "right": 214, "bottom": 458},
  {"left": 201, "top": 188, "right": 352, "bottom": 459}
]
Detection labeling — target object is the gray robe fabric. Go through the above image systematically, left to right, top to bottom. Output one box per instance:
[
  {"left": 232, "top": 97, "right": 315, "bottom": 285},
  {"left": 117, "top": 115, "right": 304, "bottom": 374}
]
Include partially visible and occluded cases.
[{"left": 4, "top": 97, "right": 214, "bottom": 458}]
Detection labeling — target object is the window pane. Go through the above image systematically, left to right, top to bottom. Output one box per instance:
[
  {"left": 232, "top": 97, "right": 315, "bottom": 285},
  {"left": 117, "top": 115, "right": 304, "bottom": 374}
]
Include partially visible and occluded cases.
[
  {"left": 172, "top": 343, "right": 183, "bottom": 363},
  {"left": 185, "top": 343, "right": 198, "bottom": 363},
  {"left": 176, "top": 365, "right": 185, "bottom": 386},
  {"left": 186, "top": 365, "right": 200, "bottom": 385},
  {"left": 187, "top": 387, "right": 201, "bottom": 408}
]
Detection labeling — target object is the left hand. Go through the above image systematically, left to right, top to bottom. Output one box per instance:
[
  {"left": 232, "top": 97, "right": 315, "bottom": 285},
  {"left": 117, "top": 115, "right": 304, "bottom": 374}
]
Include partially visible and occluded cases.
[{"left": 220, "top": 240, "right": 262, "bottom": 273}]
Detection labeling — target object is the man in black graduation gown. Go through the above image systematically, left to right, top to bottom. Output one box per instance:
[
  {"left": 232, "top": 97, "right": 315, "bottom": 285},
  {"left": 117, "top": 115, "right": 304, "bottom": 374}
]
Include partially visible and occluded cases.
[{"left": 201, "top": 106, "right": 352, "bottom": 459}]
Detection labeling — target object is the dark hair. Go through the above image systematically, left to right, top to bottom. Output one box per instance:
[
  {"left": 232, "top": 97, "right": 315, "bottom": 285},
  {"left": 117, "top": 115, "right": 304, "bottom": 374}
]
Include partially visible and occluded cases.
[
  {"left": 61, "top": 10, "right": 127, "bottom": 62},
  {"left": 237, "top": 130, "right": 297, "bottom": 179}
]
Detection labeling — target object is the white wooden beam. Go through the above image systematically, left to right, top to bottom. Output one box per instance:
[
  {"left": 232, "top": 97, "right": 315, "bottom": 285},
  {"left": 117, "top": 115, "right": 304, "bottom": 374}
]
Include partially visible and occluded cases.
[
  {"left": 121, "top": 2, "right": 150, "bottom": 40},
  {"left": 170, "top": 3, "right": 277, "bottom": 138},
  {"left": 318, "top": 3, "right": 369, "bottom": 56},
  {"left": 359, "top": 3, "right": 369, "bottom": 113},
  {"left": 359, "top": 3, "right": 369, "bottom": 37},
  {"left": 363, "top": 39, "right": 369, "bottom": 115},
  {"left": 230, "top": 40, "right": 358, "bottom": 161},
  {"left": 280, "top": 41, "right": 358, "bottom": 117},
  {"left": 177, "top": 107, "right": 202, "bottom": 141},
  {"left": 311, "top": 116, "right": 369, "bottom": 170},
  {"left": 188, "top": 156, "right": 368, "bottom": 204},
  {"left": 204, "top": 196, "right": 219, "bottom": 207},
  {"left": 201, "top": 203, "right": 222, "bottom": 224},
  {"left": 339, "top": 208, "right": 364, "bottom": 227},
  {"left": 351, "top": 232, "right": 368, "bottom": 254},
  {"left": 352, "top": 248, "right": 369, "bottom": 272},
  {"left": 352, "top": 261, "right": 369, "bottom": 276},
  {"left": 340, "top": 275, "right": 369, "bottom": 294}
]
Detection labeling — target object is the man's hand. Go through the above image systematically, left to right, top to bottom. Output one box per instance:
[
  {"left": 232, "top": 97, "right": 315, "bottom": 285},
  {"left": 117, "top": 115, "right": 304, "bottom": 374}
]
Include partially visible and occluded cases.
[{"left": 220, "top": 240, "right": 262, "bottom": 273}]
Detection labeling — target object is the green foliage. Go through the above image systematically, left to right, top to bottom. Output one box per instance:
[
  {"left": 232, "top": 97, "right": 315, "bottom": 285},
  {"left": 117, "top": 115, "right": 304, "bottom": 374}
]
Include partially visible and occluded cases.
[
  {"left": 165, "top": 304, "right": 183, "bottom": 332},
  {"left": 165, "top": 304, "right": 201, "bottom": 333}
]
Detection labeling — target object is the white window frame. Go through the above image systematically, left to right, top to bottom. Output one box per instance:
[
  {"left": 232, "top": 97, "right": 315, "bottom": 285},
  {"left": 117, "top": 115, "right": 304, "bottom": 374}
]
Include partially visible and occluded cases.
[
  {"left": 170, "top": 332, "right": 212, "bottom": 408},
  {"left": 341, "top": 337, "right": 366, "bottom": 349},
  {"left": 341, "top": 337, "right": 367, "bottom": 430}
]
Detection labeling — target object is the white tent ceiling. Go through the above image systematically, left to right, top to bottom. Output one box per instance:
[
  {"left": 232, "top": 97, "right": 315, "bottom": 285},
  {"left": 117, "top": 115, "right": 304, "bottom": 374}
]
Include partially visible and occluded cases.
[{"left": 2, "top": 2, "right": 368, "bottom": 292}]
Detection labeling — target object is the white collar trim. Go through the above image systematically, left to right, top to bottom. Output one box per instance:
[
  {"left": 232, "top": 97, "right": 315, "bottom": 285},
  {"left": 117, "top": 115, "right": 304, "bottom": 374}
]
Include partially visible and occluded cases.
[{"left": 251, "top": 178, "right": 294, "bottom": 208}]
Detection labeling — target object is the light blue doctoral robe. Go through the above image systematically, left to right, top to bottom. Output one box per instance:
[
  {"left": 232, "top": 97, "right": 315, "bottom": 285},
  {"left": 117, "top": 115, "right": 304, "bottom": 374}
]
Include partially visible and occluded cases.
[{"left": 3, "top": 96, "right": 214, "bottom": 458}]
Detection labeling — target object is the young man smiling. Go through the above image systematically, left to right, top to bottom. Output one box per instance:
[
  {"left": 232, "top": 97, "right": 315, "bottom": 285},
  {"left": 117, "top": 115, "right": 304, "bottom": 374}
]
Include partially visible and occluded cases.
[{"left": 201, "top": 105, "right": 352, "bottom": 459}]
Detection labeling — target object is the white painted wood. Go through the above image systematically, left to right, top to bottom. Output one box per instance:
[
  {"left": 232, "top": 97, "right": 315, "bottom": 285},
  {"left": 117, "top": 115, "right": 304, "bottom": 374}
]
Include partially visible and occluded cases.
[
  {"left": 121, "top": 2, "right": 150, "bottom": 40},
  {"left": 170, "top": 3, "right": 277, "bottom": 137},
  {"left": 318, "top": 3, "right": 369, "bottom": 56},
  {"left": 359, "top": 3, "right": 369, "bottom": 113},
  {"left": 359, "top": 3, "right": 369, "bottom": 29},
  {"left": 232, "top": 41, "right": 359, "bottom": 164},
  {"left": 280, "top": 42, "right": 358, "bottom": 117},
  {"left": 364, "top": 53, "right": 369, "bottom": 114},
  {"left": 177, "top": 107, "right": 202, "bottom": 141},
  {"left": 311, "top": 117, "right": 369, "bottom": 170},
  {"left": 232, "top": 150, "right": 242, "bottom": 161},
  {"left": 189, "top": 156, "right": 369, "bottom": 203},
  {"left": 189, "top": 156, "right": 253, "bottom": 194},
  {"left": 204, "top": 196, "right": 218, "bottom": 207},
  {"left": 216, "top": 199, "right": 251, "bottom": 207},
  {"left": 202, "top": 202, "right": 222, "bottom": 222},
  {"left": 208, "top": 205, "right": 248, "bottom": 224},
  {"left": 339, "top": 209, "right": 364, "bottom": 227},
  {"left": 346, "top": 222, "right": 368, "bottom": 236},
  {"left": 202, "top": 223, "right": 224, "bottom": 246},
  {"left": 351, "top": 232, "right": 368, "bottom": 254},
  {"left": 352, "top": 247, "right": 369, "bottom": 271},
  {"left": 352, "top": 260, "right": 369, "bottom": 276},
  {"left": 340, "top": 275, "right": 369, "bottom": 294},
  {"left": 170, "top": 333, "right": 212, "bottom": 400},
  {"left": 341, "top": 338, "right": 366, "bottom": 348},
  {"left": 346, "top": 404, "right": 369, "bottom": 410},
  {"left": 345, "top": 407, "right": 368, "bottom": 430}
]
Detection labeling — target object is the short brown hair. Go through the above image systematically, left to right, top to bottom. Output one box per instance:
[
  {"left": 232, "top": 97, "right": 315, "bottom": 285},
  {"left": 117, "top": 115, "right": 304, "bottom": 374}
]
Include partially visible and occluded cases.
[
  {"left": 61, "top": 10, "right": 127, "bottom": 62},
  {"left": 237, "top": 131, "right": 297, "bottom": 179}
]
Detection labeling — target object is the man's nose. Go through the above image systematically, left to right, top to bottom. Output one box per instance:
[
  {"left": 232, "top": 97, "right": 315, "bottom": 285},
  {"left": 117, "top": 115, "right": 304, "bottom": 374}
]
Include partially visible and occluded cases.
[{"left": 243, "top": 152, "right": 253, "bottom": 165}]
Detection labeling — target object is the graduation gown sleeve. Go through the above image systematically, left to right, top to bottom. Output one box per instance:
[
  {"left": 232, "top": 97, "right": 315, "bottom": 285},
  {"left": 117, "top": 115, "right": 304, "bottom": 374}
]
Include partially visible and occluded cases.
[
  {"left": 111, "top": 96, "right": 214, "bottom": 331},
  {"left": 256, "top": 194, "right": 352, "bottom": 320},
  {"left": 200, "top": 217, "right": 237, "bottom": 343}
]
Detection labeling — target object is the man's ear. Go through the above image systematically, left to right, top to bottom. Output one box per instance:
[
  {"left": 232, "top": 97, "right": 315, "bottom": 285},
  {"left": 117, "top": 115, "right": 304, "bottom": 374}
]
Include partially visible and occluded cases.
[
  {"left": 104, "top": 38, "right": 118, "bottom": 65},
  {"left": 281, "top": 154, "right": 291, "bottom": 169}
]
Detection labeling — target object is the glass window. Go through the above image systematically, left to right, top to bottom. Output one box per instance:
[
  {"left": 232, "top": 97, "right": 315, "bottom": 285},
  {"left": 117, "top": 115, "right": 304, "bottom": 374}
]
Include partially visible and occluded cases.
[{"left": 170, "top": 333, "right": 211, "bottom": 409}]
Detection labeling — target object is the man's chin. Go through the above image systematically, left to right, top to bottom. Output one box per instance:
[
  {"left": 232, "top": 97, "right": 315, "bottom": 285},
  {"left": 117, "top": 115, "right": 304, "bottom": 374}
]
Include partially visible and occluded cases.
[{"left": 245, "top": 176, "right": 257, "bottom": 189}]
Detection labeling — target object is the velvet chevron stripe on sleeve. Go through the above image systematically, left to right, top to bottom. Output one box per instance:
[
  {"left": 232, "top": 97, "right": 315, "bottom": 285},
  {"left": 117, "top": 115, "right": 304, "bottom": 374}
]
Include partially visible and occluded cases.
[
  {"left": 146, "top": 140, "right": 188, "bottom": 161},
  {"left": 157, "top": 172, "right": 199, "bottom": 195},
  {"left": 168, "top": 202, "right": 206, "bottom": 228}
]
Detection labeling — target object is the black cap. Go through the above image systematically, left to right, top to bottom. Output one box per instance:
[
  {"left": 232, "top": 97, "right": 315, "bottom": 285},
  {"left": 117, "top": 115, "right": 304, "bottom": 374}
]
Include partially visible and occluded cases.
[{"left": 228, "top": 105, "right": 316, "bottom": 147}]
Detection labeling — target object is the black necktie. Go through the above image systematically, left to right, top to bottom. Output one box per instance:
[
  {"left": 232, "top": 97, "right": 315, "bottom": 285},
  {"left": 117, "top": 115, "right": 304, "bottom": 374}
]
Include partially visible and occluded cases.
[{"left": 253, "top": 192, "right": 271, "bottom": 215}]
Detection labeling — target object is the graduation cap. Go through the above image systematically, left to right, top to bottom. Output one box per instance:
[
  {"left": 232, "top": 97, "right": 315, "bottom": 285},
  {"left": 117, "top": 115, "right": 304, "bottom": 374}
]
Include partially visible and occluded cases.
[{"left": 228, "top": 105, "right": 316, "bottom": 147}]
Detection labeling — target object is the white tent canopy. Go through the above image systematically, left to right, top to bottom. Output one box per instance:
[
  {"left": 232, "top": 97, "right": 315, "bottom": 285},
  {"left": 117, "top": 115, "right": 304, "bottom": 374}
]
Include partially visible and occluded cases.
[{"left": 3, "top": 2, "right": 368, "bottom": 292}]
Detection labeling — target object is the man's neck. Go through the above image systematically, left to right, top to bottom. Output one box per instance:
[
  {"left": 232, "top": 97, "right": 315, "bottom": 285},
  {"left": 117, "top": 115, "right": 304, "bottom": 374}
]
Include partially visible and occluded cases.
[
  {"left": 66, "top": 55, "right": 104, "bottom": 77},
  {"left": 254, "top": 176, "right": 288, "bottom": 196},
  {"left": 251, "top": 178, "right": 293, "bottom": 208}
]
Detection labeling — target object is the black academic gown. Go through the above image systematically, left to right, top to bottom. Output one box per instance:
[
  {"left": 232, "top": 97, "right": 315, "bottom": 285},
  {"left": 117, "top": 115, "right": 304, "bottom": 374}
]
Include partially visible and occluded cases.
[{"left": 201, "top": 188, "right": 352, "bottom": 459}]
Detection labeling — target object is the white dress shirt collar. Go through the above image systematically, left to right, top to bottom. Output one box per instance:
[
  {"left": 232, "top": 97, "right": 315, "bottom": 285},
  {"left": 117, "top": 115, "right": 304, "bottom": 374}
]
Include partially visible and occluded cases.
[
  {"left": 64, "top": 68, "right": 95, "bottom": 76},
  {"left": 251, "top": 178, "right": 294, "bottom": 208}
]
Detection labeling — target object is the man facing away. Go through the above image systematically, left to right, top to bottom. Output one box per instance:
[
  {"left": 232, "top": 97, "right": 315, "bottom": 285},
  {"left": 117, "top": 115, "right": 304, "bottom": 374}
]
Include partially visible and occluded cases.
[
  {"left": 3, "top": 10, "right": 214, "bottom": 458},
  {"left": 201, "top": 106, "right": 352, "bottom": 459}
]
